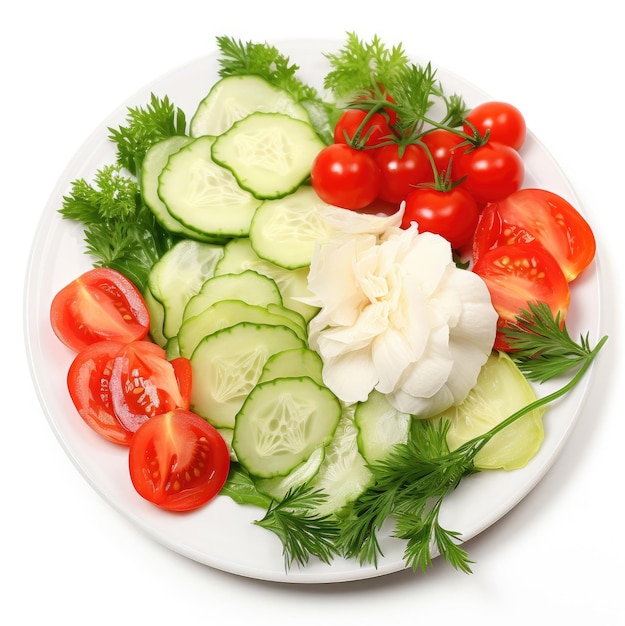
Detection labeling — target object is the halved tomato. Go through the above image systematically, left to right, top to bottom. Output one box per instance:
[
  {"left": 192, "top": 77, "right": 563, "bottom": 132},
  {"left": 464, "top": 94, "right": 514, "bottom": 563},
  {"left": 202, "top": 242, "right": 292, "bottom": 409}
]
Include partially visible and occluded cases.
[
  {"left": 472, "top": 188, "right": 596, "bottom": 282},
  {"left": 472, "top": 241, "right": 570, "bottom": 351},
  {"left": 50, "top": 267, "right": 150, "bottom": 353},
  {"left": 67, "top": 340, "right": 192, "bottom": 445},
  {"left": 129, "top": 409, "right": 230, "bottom": 512}
]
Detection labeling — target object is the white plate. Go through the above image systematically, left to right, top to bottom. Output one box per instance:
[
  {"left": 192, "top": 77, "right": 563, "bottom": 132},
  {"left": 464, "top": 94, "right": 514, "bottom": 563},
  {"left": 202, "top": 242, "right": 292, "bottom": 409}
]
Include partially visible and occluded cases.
[{"left": 24, "top": 39, "right": 603, "bottom": 584}]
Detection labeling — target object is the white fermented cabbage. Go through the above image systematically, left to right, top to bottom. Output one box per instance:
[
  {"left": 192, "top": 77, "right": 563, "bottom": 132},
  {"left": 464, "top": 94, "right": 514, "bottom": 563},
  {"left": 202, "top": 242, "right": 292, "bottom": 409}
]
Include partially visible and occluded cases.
[{"left": 306, "top": 220, "right": 498, "bottom": 418}]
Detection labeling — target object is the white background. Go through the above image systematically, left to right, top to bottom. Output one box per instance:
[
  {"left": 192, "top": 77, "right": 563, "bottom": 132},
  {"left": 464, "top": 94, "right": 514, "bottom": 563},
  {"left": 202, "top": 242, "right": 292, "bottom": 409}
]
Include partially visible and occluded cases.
[{"left": 4, "top": 1, "right": 622, "bottom": 623}]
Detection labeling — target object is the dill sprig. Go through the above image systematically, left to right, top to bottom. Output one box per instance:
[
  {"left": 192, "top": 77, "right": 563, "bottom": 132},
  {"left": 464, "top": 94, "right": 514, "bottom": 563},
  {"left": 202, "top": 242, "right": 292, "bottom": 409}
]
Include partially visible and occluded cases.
[
  {"left": 502, "top": 302, "right": 599, "bottom": 382},
  {"left": 338, "top": 313, "right": 607, "bottom": 573},
  {"left": 254, "top": 485, "right": 342, "bottom": 570}
]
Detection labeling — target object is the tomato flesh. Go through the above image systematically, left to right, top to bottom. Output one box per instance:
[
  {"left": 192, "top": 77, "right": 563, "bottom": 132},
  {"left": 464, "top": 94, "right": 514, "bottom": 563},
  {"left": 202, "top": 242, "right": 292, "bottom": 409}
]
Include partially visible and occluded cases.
[
  {"left": 472, "top": 188, "right": 596, "bottom": 282},
  {"left": 472, "top": 242, "right": 570, "bottom": 351},
  {"left": 51, "top": 267, "right": 150, "bottom": 353},
  {"left": 67, "top": 340, "right": 192, "bottom": 445},
  {"left": 129, "top": 410, "right": 230, "bottom": 512}
]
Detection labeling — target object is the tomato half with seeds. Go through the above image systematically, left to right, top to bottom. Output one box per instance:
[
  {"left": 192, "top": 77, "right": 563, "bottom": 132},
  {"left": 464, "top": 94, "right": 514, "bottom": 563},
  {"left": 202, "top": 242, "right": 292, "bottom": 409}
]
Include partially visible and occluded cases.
[
  {"left": 472, "top": 188, "right": 596, "bottom": 282},
  {"left": 472, "top": 241, "right": 570, "bottom": 351},
  {"left": 51, "top": 267, "right": 150, "bottom": 353},
  {"left": 67, "top": 340, "right": 192, "bottom": 445},
  {"left": 129, "top": 409, "right": 230, "bottom": 512}
]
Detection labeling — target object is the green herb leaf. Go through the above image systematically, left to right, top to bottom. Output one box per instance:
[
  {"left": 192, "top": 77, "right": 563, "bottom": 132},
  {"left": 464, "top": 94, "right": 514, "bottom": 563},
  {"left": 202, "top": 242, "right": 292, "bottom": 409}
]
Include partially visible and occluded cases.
[
  {"left": 323, "top": 32, "right": 409, "bottom": 99},
  {"left": 108, "top": 93, "right": 187, "bottom": 176},
  {"left": 59, "top": 164, "right": 175, "bottom": 291},
  {"left": 502, "top": 302, "right": 599, "bottom": 382},
  {"left": 254, "top": 485, "right": 342, "bottom": 569}
]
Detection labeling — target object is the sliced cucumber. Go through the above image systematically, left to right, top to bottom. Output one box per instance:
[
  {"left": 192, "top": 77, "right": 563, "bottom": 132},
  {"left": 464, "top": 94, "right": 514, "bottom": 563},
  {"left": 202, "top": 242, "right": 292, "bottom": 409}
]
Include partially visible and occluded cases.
[
  {"left": 190, "top": 75, "right": 311, "bottom": 138},
  {"left": 211, "top": 112, "right": 326, "bottom": 200},
  {"left": 142, "top": 135, "right": 224, "bottom": 242},
  {"left": 158, "top": 135, "right": 262, "bottom": 238},
  {"left": 249, "top": 185, "right": 336, "bottom": 269},
  {"left": 215, "top": 237, "right": 319, "bottom": 322},
  {"left": 147, "top": 239, "right": 224, "bottom": 340},
  {"left": 182, "top": 269, "right": 283, "bottom": 321},
  {"left": 143, "top": 286, "right": 167, "bottom": 348},
  {"left": 178, "top": 299, "right": 307, "bottom": 358},
  {"left": 189, "top": 322, "right": 305, "bottom": 429},
  {"left": 258, "top": 347, "right": 324, "bottom": 386},
  {"left": 437, "top": 351, "right": 545, "bottom": 471},
  {"left": 232, "top": 376, "right": 341, "bottom": 478},
  {"left": 354, "top": 390, "right": 411, "bottom": 464},
  {"left": 309, "top": 410, "right": 374, "bottom": 516},
  {"left": 254, "top": 445, "right": 326, "bottom": 501}
]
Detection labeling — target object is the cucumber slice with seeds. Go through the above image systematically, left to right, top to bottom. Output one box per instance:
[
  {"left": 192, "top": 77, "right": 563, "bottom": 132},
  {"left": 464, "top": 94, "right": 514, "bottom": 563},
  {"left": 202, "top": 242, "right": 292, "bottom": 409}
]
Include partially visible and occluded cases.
[
  {"left": 190, "top": 75, "right": 311, "bottom": 138},
  {"left": 211, "top": 112, "right": 326, "bottom": 200},
  {"left": 158, "top": 135, "right": 262, "bottom": 238},
  {"left": 249, "top": 185, "right": 337, "bottom": 269},
  {"left": 182, "top": 270, "right": 283, "bottom": 321},
  {"left": 189, "top": 322, "right": 305, "bottom": 429},
  {"left": 232, "top": 376, "right": 341, "bottom": 478}
]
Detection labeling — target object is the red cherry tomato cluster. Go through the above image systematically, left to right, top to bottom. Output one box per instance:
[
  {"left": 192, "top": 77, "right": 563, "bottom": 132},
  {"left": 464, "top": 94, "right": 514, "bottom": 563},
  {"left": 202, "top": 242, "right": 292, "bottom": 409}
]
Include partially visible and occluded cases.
[
  {"left": 311, "top": 96, "right": 597, "bottom": 351},
  {"left": 311, "top": 99, "right": 529, "bottom": 252},
  {"left": 50, "top": 267, "right": 230, "bottom": 512}
]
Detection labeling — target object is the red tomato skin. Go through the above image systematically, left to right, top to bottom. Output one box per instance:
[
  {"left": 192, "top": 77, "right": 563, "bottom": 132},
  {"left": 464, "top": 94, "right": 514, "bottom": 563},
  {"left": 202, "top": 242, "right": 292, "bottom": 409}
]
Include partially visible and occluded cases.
[
  {"left": 464, "top": 101, "right": 527, "bottom": 151},
  {"left": 333, "top": 108, "right": 392, "bottom": 147},
  {"left": 420, "top": 129, "right": 465, "bottom": 180},
  {"left": 455, "top": 142, "right": 525, "bottom": 204},
  {"left": 311, "top": 143, "right": 381, "bottom": 210},
  {"left": 373, "top": 143, "right": 431, "bottom": 203},
  {"left": 402, "top": 186, "right": 480, "bottom": 249},
  {"left": 472, "top": 188, "right": 596, "bottom": 282},
  {"left": 472, "top": 241, "right": 570, "bottom": 351},
  {"left": 50, "top": 267, "right": 150, "bottom": 353},
  {"left": 66, "top": 340, "right": 134, "bottom": 445},
  {"left": 67, "top": 341, "right": 192, "bottom": 445},
  {"left": 129, "top": 410, "right": 230, "bottom": 512}
]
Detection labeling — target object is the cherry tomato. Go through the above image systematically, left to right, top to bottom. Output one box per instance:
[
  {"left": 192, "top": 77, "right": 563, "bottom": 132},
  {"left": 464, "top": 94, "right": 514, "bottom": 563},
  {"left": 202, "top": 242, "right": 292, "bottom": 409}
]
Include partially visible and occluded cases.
[
  {"left": 355, "top": 84, "right": 398, "bottom": 126},
  {"left": 464, "top": 101, "right": 527, "bottom": 151},
  {"left": 333, "top": 108, "right": 392, "bottom": 147},
  {"left": 420, "top": 128, "right": 465, "bottom": 179},
  {"left": 455, "top": 141, "right": 525, "bottom": 204},
  {"left": 311, "top": 143, "right": 381, "bottom": 210},
  {"left": 373, "top": 143, "right": 431, "bottom": 203},
  {"left": 402, "top": 186, "right": 480, "bottom": 249},
  {"left": 472, "top": 188, "right": 596, "bottom": 282},
  {"left": 472, "top": 241, "right": 570, "bottom": 351},
  {"left": 50, "top": 267, "right": 150, "bottom": 353},
  {"left": 67, "top": 340, "right": 192, "bottom": 445},
  {"left": 129, "top": 409, "right": 230, "bottom": 512}
]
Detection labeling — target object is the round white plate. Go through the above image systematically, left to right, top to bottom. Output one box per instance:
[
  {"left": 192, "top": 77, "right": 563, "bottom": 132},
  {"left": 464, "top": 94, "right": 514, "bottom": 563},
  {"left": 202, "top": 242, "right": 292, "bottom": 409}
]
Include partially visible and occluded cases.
[{"left": 24, "top": 39, "right": 603, "bottom": 584}]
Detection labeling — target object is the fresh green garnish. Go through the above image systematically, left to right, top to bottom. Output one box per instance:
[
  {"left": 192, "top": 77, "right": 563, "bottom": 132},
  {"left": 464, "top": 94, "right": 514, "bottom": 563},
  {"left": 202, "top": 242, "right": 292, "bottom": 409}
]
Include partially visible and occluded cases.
[
  {"left": 323, "top": 32, "right": 410, "bottom": 99},
  {"left": 108, "top": 93, "right": 187, "bottom": 176},
  {"left": 59, "top": 164, "right": 175, "bottom": 291},
  {"left": 502, "top": 302, "right": 599, "bottom": 382},
  {"left": 337, "top": 309, "right": 606, "bottom": 573},
  {"left": 254, "top": 484, "right": 342, "bottom": 569}
]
